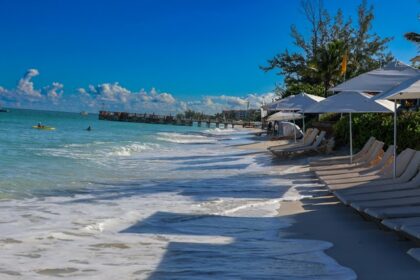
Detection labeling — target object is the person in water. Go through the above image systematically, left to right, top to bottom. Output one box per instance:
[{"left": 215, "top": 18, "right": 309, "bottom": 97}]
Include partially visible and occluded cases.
[
  {"left": 37, "top": 122, "right": 44, "bottom": 128},
  {"left": 86, "top": 125, "right": 92, "bottom": 131}
]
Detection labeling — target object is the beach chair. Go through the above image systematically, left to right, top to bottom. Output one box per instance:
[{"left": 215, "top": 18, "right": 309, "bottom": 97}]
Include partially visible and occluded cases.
[
  {"left": 268, "top": 128, "right": 319, "bottom": 152},
  {"left": 271, "top": 131, "right": 326, "bottom": 157},
  {"left": 309, "top": 136, "right": 376, "bottom": 167},
  {"left": 311, "top": 140, "right": 384, "bottom": 173},
  {"left": 316, "top": 145, "right": 394, "bottom": 178},
  {"left": 326, "top": 148, "right": 417, "bottom": 191},
  {"left": 345, "top": 158, "right": 420, "bottom": 211},
  {"left": 335, "top": 167, "right": 420, "bottom": 205},
  {"left": 382, "top": 216, "right": 420, "bottom": 231},
  {"left": 401, "top": 226, "right": 420, "bottom": 241},
  {"left": 407, "top": 249, "right": 420, "bottom": 263}
]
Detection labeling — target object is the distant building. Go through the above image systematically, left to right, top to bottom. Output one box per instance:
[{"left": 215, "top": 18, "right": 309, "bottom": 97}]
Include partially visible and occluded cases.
[{"left": 222, "top": 109, "right": 258, "bottom": 121}]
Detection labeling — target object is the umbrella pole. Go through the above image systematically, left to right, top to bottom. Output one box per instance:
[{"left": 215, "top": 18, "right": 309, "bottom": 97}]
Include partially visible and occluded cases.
[
  {"left": 393, "top": 101, "right": 397, "bottom": 179},
  {"left": 302, "top": 113, "right": 305, "bottom": 143},
  {"left": 349, "top": 113, "right": 353, "bottom": 164},
  {"left": 293, "top": 117, "right": 297, "bottom": 143}
]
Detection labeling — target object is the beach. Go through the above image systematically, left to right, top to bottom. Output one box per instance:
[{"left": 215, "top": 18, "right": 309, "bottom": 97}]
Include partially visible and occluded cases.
[
  {"left": 0, "top": 109, "right": 418, "bottom": 279},
  {"left": 242, "top": 140, "right": 420, "bottom": 279}
]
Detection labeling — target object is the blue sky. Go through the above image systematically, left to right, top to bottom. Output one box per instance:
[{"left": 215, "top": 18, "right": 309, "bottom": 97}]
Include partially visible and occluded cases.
[{"left": 0, "top": 0, "right": 418, "bottom": 112}]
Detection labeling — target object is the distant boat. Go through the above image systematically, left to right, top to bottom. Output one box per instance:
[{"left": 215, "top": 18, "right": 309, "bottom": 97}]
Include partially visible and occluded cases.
[{"left": 80, "top": 111, "right": 88, "bottom": 116}]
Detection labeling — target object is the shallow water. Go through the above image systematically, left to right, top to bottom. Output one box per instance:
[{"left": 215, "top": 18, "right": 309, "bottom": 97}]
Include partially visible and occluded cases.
[{"left": 0, "top": 109, "right": 356, "bottom": 279}]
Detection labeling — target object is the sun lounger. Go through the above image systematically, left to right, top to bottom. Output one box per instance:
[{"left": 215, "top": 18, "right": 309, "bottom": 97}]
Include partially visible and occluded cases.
[
  {"left": 268, "top": 128, "right": 319, "bottom": 151},
  {"left": 271, "top": 131, "right": 326, "bottom": 157},
  {"left": 309, "top": 136, "right": 376, "bottom": 167},
  {"left": 311, "top": 140, "right": 384, "bottom": 172},
  {"left": 316, "top": 145, "right": 394, "bottom": 178},
  {"left": 326, "top": 149, "right": 417, "bottom": 190},
  {"left": 347, "top": 158, "right": 420, "bottom": 211},
  {"left": 334, "top": 162, "right": 420, "bottom": 195},
  {"left": 335, "top": 168, "right": 420, "bottom": 205},
  {"left": 338, "top": 176, "right": 420, "bottom": 205},
  {"left": 352, "top": 196, "right": 420, "bottom": 212},
  {"left": 364, "top": 206, "right": 420, "bottom": 220},
  {"left": 382, "top": 217, "right": 420, "bottom": 231},
  {"left": 400, "top": 225, "right": 420, "bottom": 240},
  {"left": 407, "top": 248, "right": 420, "bottom": 263}
]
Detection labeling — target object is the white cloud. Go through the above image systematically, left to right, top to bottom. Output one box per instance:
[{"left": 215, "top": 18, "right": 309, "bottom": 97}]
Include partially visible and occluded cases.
[
  {"left": 0, "top": 69, "right": 276, "bottom": 114},
  {"left": 16, "top": 69, "right": 42, "bottom": 100},
  {"left": 45, "top": 82, "right": 64, "bottom": 104}
]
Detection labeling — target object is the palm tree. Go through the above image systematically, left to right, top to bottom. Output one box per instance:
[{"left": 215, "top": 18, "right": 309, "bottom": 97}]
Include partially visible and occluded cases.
[{"left": 309, "top": 40, "right": 347, "bottom": 96}]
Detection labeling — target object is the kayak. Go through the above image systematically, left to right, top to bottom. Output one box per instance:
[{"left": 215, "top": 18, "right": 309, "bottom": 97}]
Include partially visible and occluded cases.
[{"left": 32, "top": 126, "right": 56, "bottom": 130}]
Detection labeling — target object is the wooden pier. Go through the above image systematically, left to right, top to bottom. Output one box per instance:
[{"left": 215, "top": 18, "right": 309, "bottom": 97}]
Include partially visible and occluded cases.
[{"left": 98, "top": 111, "right": 242, "bottom": 128}]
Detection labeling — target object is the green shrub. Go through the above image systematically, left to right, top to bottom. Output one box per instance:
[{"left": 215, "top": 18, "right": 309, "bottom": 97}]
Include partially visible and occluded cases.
[{"left": 333, "top": 111, "right": 420, "bottom": 153}]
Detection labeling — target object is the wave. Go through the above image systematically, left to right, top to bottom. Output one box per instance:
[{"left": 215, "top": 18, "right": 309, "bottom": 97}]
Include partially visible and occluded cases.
[
  {"left": 156, "top": 132, "right": 217, "bottom": 144},
  {"left": 39, "top": 141, "right": 160, "bottom": 161},
  {"left": 108, "top": 143, "right": 160, "bottom": 157}
]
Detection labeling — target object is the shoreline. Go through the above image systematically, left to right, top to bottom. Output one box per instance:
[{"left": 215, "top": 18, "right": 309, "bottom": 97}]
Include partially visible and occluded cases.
[{"left": 236, "top": 140, "right": 420, "bottom": 279}]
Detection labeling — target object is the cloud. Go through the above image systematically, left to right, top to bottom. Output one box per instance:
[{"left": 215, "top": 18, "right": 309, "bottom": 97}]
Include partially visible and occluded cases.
[
  {"left": 0, "top": 69, "right": 275, "bottom": 114},
  {"left": 0, "top": 69, "right": 65, "bottom": 109},
  {"left": 16, "top": 69, "right": 42, "bottom": 100},
  {"left": 45, "top": 82, "right": 64, "bottom": 104},
  {"left": 76, "top": 84, "right": 178, "bottom": 113},
  {"left": 182, "top": 92, "right": 276, "bottom": 114}
]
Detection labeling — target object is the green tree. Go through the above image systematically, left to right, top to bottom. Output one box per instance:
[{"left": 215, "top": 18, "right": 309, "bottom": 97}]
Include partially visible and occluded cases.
[
  {"left": 261, "top": 0, "right": 392, "bottom": 97},
  {"left": 405, "top": 32, "right": 420, "bottom": 43}
]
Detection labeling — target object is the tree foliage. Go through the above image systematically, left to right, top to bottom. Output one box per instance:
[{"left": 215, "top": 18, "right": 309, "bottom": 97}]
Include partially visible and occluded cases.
[
  {"left": 261, "top": 0, "right": 393, "bottom": 97},
  {"left": 405, "top": 32, "right": 420, "bottom": 43},
  {"left": 333, "top": 112, "right": 420, "bottom": 153}
]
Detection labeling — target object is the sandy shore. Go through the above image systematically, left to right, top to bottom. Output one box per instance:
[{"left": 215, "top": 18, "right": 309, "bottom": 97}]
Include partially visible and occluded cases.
[
  {"left": 236, "top": 136, "right": 292, "bottom": 150},
  {"left": 236, "top": 141, "right": 420, "bottom": 279},
  {"left": 280, "top": 193, "right": 420, "bottom": 279}
]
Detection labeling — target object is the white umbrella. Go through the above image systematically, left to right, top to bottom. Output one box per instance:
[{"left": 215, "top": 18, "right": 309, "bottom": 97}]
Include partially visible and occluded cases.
[
  {"left": 330, "top": 61, "right": 420, "bottom": 93},
  {"left": 374, "top": 76, "right": 420, "bottom": 178},
  {"left": 374, "top": 76, "right": 420, "bottom": 100},
  {"left": 306, "top": 91, "right": 396, "bottom": 163},
  {"left": 272, "top": 92, "right": 325, "bottom": 133},
  {"left": 264, "top": 93, "right": 325, "bottom": 142},
  {"left": 267, "top": 111, "right": 303, "bottom": 121},
  {"left": 267, "top": 112, "right": 303, "bottom": 142}
]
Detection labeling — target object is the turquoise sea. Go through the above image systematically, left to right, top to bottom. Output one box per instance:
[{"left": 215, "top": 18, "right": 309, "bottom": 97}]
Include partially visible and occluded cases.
[{"left": 0, "top": 109, "right": 355, "bottom": 279}]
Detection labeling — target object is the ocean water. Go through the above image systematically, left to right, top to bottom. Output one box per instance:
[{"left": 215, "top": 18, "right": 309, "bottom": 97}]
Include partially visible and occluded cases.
[{"left": 0, "top": 109, "right": 356, "bottom": 279}]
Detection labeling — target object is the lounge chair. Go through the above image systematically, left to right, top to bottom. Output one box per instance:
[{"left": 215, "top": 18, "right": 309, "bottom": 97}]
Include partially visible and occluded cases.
[
  {"left": 268, "top": 128, "right": 319, "bottom": 152},
  {"left": 271, "top": 131, "right": 327, "bottom": 157},
  {"left": 309, "top": 136, "right": 376, "bottom": 167},
  {"left": 310, "top": 140, "right": 384, "bottom": 172},
  {"left": 316, "top": 145, "right": 393, "bottom": 178},
  {"left": 325, "top": 148, "right": 417, "bottom": 191},
  {"left": 346, "top": 162, "right": 420, "bottom": 212},
  {"left": 335, "top": 165, "right": 420, "bottom": 205},
  {"left": 334, "top": 168, "right": 420, "bottom": 204},
  {"left": 364, "top": 205, "right": 420, "bottom": 220},
  {"left": 382, "top": 216, "right": 420, "bottom": 231},
  {"left": 400, "top": 225, "right": 420, "bottom": 240},
  {"left": 407, "top": 249, "right": 420, "bottom": 263}
]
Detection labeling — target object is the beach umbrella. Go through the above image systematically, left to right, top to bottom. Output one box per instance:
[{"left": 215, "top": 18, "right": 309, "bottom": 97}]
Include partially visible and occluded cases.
[
  {"left": 330, "top": 61, "right": 420, "bottom": 93},
  {"left": 373, "top": 76, "right": 420, "bottom": 178},
  {"left": 305, "top": 91, "right": 396, "bottom": 163},
  {"left": 271, "top": 92, "right": 325, "bottom": 135},
  {"left": 264, "top": 93, "right": 325, "bottom": 142},
  {"left": 267, "top": 111, "right": 303, "bottom": 121},
  {"left": 267, "top": 112, "right": 303, "bottom": 142}
]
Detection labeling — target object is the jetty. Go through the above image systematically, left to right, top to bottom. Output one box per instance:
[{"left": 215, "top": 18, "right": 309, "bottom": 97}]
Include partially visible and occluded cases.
[{"left": 98, "top": 110, "right": 256, "bottom": 128}]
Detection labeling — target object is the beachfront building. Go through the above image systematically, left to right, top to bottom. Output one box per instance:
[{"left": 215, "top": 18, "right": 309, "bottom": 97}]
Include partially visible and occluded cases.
[{"left": 222, "top": 109, "right": 258, "bottom": 121}]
